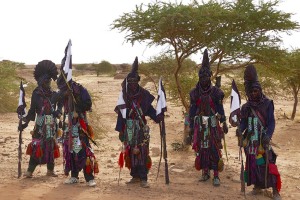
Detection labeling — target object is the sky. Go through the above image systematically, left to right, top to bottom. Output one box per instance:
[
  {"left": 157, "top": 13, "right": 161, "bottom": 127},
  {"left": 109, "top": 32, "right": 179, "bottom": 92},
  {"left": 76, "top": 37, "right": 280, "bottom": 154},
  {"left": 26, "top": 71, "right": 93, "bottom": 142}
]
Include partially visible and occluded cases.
[{"left": 0, "top": 0, "right": 300, "bottom": 65}]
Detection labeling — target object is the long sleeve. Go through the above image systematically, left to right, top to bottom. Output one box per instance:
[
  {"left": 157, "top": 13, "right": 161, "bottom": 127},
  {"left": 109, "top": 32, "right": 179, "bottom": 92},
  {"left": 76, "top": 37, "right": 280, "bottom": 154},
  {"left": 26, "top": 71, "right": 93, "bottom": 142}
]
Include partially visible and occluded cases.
[
  {"left": 25, "top": 91, "right": 38, "bottom": 121},
  {"left": 189, "top": 98, "right": 197, "bottom": 129},
  {"left": 215, "top": 100, "right": 226, "bottom": 123},
  {"left": 266, "top": 101, "right": 275, "bottom": 138},
  {"left": 145, "top": 104, "right": 158, "bottom": 122},
  {"left": 239, "top": 105, "right": 248, "bottom": 134},
  {"left": 115, "top": 111, "right": 125, "bottom": 132},
  {"left": 239, "top": 115, "right": 247, "bottom": 134}
]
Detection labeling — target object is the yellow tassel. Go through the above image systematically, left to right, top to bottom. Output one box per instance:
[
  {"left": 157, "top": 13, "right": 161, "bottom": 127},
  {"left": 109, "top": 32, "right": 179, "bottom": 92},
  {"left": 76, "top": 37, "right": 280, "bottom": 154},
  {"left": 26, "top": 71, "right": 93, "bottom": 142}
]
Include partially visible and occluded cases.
[
  {"left": 87, "top": 125, "right": 95, "bottom": 139},
  {"left": 57, "top": 128, "right": 63, "bottom": 137},
  {"left": 86, "top": 157, "right": 90, "bottom": 165},
  {"left": 94, "top": 160, "right": 99, "bottom": 174}
]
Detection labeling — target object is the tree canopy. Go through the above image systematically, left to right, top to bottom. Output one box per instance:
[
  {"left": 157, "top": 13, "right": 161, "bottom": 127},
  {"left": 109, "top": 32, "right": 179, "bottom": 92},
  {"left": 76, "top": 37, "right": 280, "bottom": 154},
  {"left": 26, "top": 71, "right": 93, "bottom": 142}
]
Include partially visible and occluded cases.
[{"left": 111, "top": 0, "right": 299, "bottom": 112}]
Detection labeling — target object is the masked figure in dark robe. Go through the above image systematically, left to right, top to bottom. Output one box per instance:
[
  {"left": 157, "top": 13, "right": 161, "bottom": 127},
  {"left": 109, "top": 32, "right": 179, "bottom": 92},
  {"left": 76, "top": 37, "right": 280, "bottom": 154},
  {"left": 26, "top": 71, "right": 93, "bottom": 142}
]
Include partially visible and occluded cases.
[
  {"left": 189, "top": 49, "right": 228, "bottom": 186},
  {"left": 115, "top": 57, "right": 162, "bottom": 188},
  {"left": 20, "top": 60, "right": 61, "bottom": 178},
  {"left": 237, "top": 64, "right": 281, "bottom": 200},
  {"left": 56, "top": 72, "right": 98, "bottom": 187}
]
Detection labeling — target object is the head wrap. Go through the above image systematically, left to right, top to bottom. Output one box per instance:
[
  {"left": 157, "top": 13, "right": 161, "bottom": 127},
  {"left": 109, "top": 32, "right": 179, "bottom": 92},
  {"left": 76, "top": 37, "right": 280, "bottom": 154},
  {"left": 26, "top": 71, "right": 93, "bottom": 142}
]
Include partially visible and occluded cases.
[
  {"left": 198, "top": 49, "right": 212, "bottom": 78},
  {"left": 127, "top": 56, "right": 140, "bottom": 83},
  {"left": 34, "top": 60, "right": 58, "bottom": 86},
  {"left": 243, "top": 64, "right": 262, "bottom": 96}
]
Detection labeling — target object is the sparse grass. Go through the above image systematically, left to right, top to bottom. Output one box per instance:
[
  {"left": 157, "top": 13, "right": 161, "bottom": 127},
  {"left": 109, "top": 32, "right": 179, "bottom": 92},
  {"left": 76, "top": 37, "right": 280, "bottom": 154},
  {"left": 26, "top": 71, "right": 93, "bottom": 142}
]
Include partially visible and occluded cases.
[
  {"left": 0, "top": 61, "right": 24, "bottom": 113},
  {"left": 88, "top": 110, "right": 106, "bottom": 140}
]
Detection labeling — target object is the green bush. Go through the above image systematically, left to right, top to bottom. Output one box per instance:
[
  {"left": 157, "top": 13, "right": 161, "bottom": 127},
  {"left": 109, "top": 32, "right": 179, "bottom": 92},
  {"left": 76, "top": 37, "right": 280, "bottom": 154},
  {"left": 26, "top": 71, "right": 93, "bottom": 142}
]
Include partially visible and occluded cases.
[
  {"left": 0, "top": 60, "right": 23, "bottom": 113},
  {"left": 94, "top": 60, "right": 115, "bottom": 76},
  {"left": 74, "top": 64, "right": 89, "bottom": 71}
]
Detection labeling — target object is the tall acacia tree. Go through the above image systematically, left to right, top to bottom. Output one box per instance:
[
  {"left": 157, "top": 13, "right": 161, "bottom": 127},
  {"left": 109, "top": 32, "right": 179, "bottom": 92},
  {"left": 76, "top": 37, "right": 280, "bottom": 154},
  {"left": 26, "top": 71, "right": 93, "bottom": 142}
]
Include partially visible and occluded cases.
[{"left": 111, "top": 0, "right": 299, "bottom": 113}]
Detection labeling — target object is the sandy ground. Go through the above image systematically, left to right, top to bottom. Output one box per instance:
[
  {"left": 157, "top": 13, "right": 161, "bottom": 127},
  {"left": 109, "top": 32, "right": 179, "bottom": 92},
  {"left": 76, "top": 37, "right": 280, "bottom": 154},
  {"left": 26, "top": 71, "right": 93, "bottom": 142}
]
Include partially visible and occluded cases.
[{"left": 0, "top": 74, "right": 299, "bottom": 200}]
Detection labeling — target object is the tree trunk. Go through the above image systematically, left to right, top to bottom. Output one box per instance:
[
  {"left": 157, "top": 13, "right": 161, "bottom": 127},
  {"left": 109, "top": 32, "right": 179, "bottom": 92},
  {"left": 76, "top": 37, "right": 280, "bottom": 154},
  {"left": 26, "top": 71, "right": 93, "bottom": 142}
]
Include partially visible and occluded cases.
[
  {"left": 173, "top": 57, "right": 190, "bottom": 145},
  {"left": 174, "top": 62, "right": 189, "bottom": 113},
  {"left": 291, "top": 85, "right": 299, "bottom": 120}
]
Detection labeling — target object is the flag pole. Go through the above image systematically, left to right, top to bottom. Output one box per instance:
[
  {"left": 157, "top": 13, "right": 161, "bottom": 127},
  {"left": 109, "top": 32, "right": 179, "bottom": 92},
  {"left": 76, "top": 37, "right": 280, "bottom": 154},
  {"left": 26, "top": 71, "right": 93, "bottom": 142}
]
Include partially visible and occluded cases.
[
  {"left": 60, "top": 69, "right": 77, "bottom": 104},
  {"left": 156, "top": 77, "right": 169, "bottom": 184},
  {"left": 229, "top": 79, "right": 245, "bottom": 196}
]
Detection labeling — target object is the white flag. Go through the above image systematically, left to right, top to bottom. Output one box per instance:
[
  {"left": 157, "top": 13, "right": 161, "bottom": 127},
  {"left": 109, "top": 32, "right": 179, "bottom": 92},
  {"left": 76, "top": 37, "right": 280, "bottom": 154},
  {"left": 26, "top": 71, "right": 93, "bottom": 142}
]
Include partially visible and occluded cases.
[
  {"left": 62, "top": 39, "right": 72, "bottom": 82},
  {"left": 156, "top": 77, "right": 167, "bottom": 116},
  {"left": 116, "top": 78, "right": 127, "bottom": 119},
  {"left": 229, "top": 79, "right": 241, "bottom": 126},
  {"left": 17, "top": 81, "right": 27, "bottom": 117},
  {"left": 116, "top": 91, "right": 127, "bottom": 119}
]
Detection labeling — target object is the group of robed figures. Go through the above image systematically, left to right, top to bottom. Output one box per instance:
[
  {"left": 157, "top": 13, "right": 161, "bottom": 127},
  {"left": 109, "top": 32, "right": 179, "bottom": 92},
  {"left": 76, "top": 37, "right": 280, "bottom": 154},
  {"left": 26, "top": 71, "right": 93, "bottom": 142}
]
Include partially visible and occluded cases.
[
  {"left": 17, "top": 40, "right": 98, "bottom": 187},
  {"left": 16, "top": 41, "right": 281, "bottom": 199}
]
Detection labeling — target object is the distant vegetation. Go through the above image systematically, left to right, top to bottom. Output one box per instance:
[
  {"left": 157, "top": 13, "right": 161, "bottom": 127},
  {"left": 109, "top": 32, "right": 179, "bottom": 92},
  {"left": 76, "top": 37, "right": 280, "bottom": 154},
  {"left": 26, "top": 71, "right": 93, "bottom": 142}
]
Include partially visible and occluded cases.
[
  {"left": 0, "top": 60, "right": 25, "bottom": 113},
  {"left": 92, "top": 60, "right": 115, "bottom": 76}
]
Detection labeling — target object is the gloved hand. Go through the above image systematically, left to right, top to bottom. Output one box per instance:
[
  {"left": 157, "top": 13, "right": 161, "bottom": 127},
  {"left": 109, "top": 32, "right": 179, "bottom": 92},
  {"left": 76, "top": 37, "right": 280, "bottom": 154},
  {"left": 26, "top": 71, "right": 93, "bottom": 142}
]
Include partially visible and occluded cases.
[
  {"left": 16, "top": 105, "right": 26, "bottom": 117},
  {"left": 155, "top": 114, "right": 164, "bottom": 123},
  {"left": 22, "top": 117, "right": 30, "bottom": 123},
  {"left": 18, "top": 121, "right": 29, "bottom": 131},
  {"left": 222, "top": 122, "right": 228, "bottom": 134},
  {"left": 235, "top": 128, "right": 242, "bottom": 136},
  {"left": 185, "top": 129, "right": 193, "bottom": 145},
  {"left": 119, "top": 132, "right": 124, "bottom": 142},
  {"left": 262, "top": 134, "right": 271, "bottom": 145}
]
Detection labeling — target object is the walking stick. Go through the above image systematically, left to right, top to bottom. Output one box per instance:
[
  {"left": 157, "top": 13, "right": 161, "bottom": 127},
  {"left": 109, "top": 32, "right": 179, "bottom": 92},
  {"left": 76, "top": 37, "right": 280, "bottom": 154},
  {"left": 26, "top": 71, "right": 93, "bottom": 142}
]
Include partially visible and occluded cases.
[
  {"left": 18, "top": 117, "right": 23, "bottom": 178},
  {"left": 160, "top": 118, "right": 169, "bottom": 184},
  {"left": 156, "top": 128, "right": 163, "bottom": 181},
  {"left": 223, "top": 133, "right": 229, "bottom": 162},
  {"left": 265, "top": 144, "right": 269, "bottom": 193},
  {"left": 239, "top": 146, "right": 246, "bottom": 197}
]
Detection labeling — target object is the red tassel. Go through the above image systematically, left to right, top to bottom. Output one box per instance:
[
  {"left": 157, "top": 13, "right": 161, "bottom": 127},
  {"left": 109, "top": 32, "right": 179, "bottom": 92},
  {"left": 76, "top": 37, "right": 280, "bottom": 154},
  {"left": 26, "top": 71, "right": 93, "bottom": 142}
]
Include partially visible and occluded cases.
[
  {"left": 79, "top": 118, "right": 87, "bottom": 133},
  {"left": 26, "top": 143, "right": 32, "bottom": 155},
  {"left": 53, "top": 144, "right": 60, "bottom": 158},
  {"left": 35, "top": 145, "right": 43, "bottom": 158},
  {"left": 118, "top": 152, "right": 124, "bottom": 168},
  {"left": 125, "top": 154, "right": 131, "bottom": 169},
  {"left": 146, "top": 155, "right": 152, "bottom": 170},
  {"left": 195, "top": 156, "right": 201, "bottom": 171},
  {"left": 85, "top": 157, "right": 92, "bottom": 174},
  {"left": 94, "top": 160, "right": 99, "bottom": 174},
  {"left": 269, "top": 163, "right": 281, "bottom": 192},
  {"left": 86, "top": 164, "right": 92, "bottom": 174},
  {"left": 277, "top": 175, "right": 282, "bottom": 192}
]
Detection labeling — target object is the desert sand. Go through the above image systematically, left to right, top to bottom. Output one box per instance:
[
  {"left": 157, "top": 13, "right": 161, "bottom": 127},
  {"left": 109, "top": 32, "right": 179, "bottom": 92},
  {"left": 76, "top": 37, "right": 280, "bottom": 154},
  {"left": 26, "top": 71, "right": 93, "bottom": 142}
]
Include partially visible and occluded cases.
[{"left": 0, "top": 73, "right": 299, "bottom": 200}]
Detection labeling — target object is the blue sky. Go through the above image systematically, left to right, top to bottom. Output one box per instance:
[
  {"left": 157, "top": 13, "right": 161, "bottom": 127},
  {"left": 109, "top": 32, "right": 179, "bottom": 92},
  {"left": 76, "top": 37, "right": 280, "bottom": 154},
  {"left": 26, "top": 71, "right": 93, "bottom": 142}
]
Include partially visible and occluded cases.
[{"left": 0, "top": 0, "right": 299, "bottom": 65}]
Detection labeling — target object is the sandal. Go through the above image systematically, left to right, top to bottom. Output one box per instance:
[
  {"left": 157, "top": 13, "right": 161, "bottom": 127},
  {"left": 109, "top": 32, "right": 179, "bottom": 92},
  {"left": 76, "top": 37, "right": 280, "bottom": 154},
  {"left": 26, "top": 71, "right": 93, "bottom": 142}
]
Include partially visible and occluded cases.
[{"left": 199, "top": 173, "right": 210, "bottom": 182}]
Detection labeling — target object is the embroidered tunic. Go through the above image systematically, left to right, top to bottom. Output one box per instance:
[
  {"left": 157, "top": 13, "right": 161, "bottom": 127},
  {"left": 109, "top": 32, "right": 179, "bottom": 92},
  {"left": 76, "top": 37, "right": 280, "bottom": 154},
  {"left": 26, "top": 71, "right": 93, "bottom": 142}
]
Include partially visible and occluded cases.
[
  {"left": 189, "top": 84, "right": 225, "bottom": 171},
  {"left": 26, "top": 87, "right": 60, "bottom": 164},
  {"left": 115, "top": 87, "right": 158, "bottom": 179},
  {"left": 239, "top": 96, "right": 278, "bottom": 189}
]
